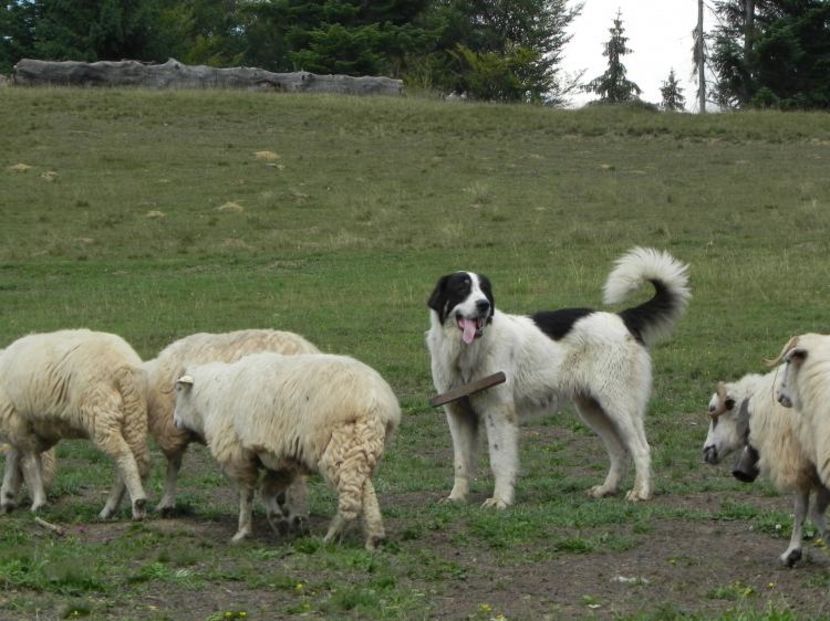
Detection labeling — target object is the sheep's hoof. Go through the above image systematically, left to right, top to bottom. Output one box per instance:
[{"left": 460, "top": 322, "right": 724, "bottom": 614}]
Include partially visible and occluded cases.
[
  {"left": 132, "top": 499, "right": 147, "bottom": 520},
  {"left": 30, "top": 501, "right": 46, "bottom": 513},
  {"left": 1, "top": 503, "right": 15, "bottom": 514},
  {"left": 156, "top": 503, "right": 176, "bottom": 518},
  {"left": 292, "top": 516, "right": 310, "bottom": 535},
  {"left": 274, "top": 518, "right": 291, "bottom": 535},
  {"left": 231, "top": 531, "right": 250, "bottom": 544},
  {"left": 365, "top": 534, "right": 386, "bottom": 551},
  {"left": 781, "top": 548, "right": 802, "bottom": 567}
]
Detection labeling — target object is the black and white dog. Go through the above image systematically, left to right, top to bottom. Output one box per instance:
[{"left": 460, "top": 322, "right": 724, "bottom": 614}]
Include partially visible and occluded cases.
[{"left": 426, "top": 247, "right": 690, "bottom": 508}]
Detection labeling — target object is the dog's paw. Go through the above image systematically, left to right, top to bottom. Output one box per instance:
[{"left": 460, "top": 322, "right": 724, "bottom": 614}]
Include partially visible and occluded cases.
[
  {"left": 588, "top": 484, "right": 616, "bottom": 499},
  {"left": 624, "top": 489, "right": 651, "bottom": 502},
  {"left": 438, "top": 494, "right": 466, "bottom": 505},
  {"left": 481, "top": 497, "right": 509, "bottom": 510}
]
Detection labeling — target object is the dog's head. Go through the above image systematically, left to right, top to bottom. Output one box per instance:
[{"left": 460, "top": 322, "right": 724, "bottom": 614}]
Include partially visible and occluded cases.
[{"left": 427, "top": 272, "right": 494, "bottom": 344}]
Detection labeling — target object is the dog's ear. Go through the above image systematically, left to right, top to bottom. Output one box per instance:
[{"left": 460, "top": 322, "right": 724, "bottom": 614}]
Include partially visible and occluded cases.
[
  {"left": 477, "top": 274, "right": 495, "bottom": 321},
  {"left": 427, "top": 275, "right": 451, "bottom": 318}
]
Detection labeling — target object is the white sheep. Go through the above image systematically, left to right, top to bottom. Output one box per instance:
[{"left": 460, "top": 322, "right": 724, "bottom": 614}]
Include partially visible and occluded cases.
[
  {"left": 0, "top": 329, "right": 149, "bottom": 519},
  {"left": 142, "top": 329, "right": 320, "bottom": 526},
  {"left": 771, "top": 333, "right": 830, "bottom": 489},
  {"left": 173, "top": 352, "right": 401, "bottom": 550},
  {"left": 702, "top": 371, "right": 829, "bottom": 566}
]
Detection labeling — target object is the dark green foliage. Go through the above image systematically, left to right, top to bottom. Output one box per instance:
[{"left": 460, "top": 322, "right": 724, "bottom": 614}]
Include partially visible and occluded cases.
[
  {"left": 0, "top": 0, "right": 174, "bottom": 72},
  {"left": 1, "top": 0, "right": 581, "bottom": 103},
  {"left": 417, "top": 0, "right": 582, "bottom": 102},
  {"left": 710, "top": 0, "right": 830, "bottom": 109},
  {"left": 585, "top": 10, "right": 642, "bottom": 104},
  {"left": 660, "top": 68, "right": 686, "bottom": 112}
]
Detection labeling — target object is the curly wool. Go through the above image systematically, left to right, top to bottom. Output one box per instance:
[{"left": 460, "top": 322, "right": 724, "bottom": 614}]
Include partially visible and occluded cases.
[
  {"left": 0, "top": 329, "right": 149, "bottom": 517},
  {"left": 142, "top": 329, "right": 319, "bottom": 514},
  {"left": 176, "top": 352, "right": 400, "bottom": 548}
]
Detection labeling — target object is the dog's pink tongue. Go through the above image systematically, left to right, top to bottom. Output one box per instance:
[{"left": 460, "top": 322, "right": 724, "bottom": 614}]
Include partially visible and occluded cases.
[{"left": 460, "top": 318, "right": 476, "bottom": 344}]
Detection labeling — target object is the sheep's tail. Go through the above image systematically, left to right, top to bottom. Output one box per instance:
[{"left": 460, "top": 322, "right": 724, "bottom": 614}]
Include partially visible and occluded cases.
[
  {"left": 603, "top": 247, "right": 691, "bottom": 348},
  {"left": 113, "top": 365, "right": 151, "bottom": 479}
]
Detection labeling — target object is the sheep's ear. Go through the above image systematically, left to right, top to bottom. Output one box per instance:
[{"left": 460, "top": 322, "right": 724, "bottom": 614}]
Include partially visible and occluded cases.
[
  {"left": 787, "top": 348, "right": 808, "bottom": 368},
  {"left": 176, "top": 375, "right": 194, "bottom": 389}
]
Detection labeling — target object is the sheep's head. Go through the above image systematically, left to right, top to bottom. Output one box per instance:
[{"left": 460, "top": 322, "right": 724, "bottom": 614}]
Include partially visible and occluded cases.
[
  {"left": 173, "top": 374, "right": 202, "bottom": 435},
  {"left": 702, "top": 382, "right": 758, "bottom": 482}
]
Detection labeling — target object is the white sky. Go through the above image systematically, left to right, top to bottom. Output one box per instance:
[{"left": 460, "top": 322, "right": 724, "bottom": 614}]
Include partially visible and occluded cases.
[{"left": 561, "top": 0, "right": 704, "bottom": 109}]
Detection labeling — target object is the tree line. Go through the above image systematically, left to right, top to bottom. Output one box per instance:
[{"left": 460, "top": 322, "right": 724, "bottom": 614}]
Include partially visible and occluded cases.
[{"left": 1, "top": 0, "right": 828, "bottom": 110}]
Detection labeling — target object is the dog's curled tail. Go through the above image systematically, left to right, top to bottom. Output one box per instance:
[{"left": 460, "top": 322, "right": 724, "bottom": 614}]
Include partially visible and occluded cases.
[{"left": 602, "top": 247, "right": 691, "bottom": 347}]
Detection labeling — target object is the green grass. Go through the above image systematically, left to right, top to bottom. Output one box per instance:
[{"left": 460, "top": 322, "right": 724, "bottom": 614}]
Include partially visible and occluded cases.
[{"left": 2, "top": 88, "right": 830, "bottom": 620}]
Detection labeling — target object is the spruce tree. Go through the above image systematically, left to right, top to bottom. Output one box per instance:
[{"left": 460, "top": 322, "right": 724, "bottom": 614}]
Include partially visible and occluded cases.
[
  {"left": 586, "top": 10, "right": 641, "bottom": 104},
  {"left": 660, "top": 69, "right": 686, "bottom": 111}
]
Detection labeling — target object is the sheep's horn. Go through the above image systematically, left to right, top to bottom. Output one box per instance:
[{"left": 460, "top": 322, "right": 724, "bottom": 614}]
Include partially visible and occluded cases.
[
  {"left": 764, "top": 335, "right": 799, "bottom": 367},
  {"left": 176, "top": 375, "right": 194, "bottom": 386}
]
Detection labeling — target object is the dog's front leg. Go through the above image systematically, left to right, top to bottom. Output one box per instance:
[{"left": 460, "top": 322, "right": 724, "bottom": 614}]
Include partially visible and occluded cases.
[
  {"left": 443, "top": 401, "right": 479, "bottom": 503},
  {"left": 481, "top": 401, "right": 518, "bottom": 509}
]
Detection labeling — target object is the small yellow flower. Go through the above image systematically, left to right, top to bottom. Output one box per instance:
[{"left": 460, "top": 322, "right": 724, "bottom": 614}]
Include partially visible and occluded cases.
[
  {"left": 295, "top": 582, "right": 305, "bottom": 592},
  {"left": 767, "top": 582, "right": 775, "bottom": 589},
  {"left": 479, "top": 603, "right": 493, "bottom": 613}
]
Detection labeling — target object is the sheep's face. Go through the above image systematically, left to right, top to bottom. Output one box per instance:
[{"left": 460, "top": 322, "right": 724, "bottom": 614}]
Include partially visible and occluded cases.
[
  {"left": 776, "top": 348, "right": 807, "bottom": 410},
  {"left": 173, "top": 375, "right": 203, "bottom": 436},
  {"left": 702, "top": 383, "right": 758, "bottom": 481}
]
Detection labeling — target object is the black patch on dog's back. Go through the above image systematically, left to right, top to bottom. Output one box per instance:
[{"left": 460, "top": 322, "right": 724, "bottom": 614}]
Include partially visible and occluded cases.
[
  {"left": 428, "top": 272, "right": 494, "bottom": 325},
  {"left": 532, "top": 308, "right": 595, "bottom": 341}
]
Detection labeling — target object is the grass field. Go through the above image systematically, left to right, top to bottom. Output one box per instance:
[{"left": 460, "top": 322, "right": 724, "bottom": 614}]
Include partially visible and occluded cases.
[{"left": 1, "top": 87, "right": 830, "bottom": 620}]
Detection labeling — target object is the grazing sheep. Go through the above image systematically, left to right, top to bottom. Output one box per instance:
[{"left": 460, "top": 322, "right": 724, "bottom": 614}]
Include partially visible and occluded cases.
[
  {"left": 0, "top": 329, "right": 149, "bottom": 519},
  {"left": 142, "top": 329, "right": 319, "bottom": 525},
  {"left": 772, "top": 333, "right": 830, "bottom": 488},
  {"left": 173, "top": 352, "right": 400, "bottom": 550},
  {"left": 702, "top": 371, "right": 829, "bottom": 566}
]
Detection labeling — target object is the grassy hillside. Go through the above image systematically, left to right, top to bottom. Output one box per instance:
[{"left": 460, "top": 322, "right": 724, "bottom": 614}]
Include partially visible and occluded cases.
[{"left": 1, "top": 88, "right": 830, "bottom": 620}]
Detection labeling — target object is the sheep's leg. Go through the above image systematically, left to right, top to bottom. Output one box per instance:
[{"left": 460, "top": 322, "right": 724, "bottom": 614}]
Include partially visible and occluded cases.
[
  {"left": 573, "top": 395, "right": 630, "bottom": 499},
  {"left": 443, "top": 401, "right": 479, "bottom": 504},
  {"left": 121, "top": 415, "right": 151, "bottom": 519},
  {"left": 90, "top": 420, "right": 147, "bottom": 520},
  {"left": 321, "top": 421, "right": 385, "bottom": 546},
  {"left": 1, "top": 447, "right": 23, "bottom": 513},
  {"left": 20, "top": 450, "right": 47, "bottom": 512},
  {"left": 156, "top": 451, "right": 183, "bottom": 516},
  {"left": 260, "top": 470, "right": 295, "bottom": 536},
  {"left": 99, "top": 471, "right": 127, "bottom": 520},
  {"left": 360, "top": 478, "right": 386, "bottom": 551},
  {"left": 232, "top": 486, "right": 255, "bottom": 543},
  {"left": 809, "top": 486, "right": 830, "bottom": 542},
  {"left": 781, "top": 491, "right": 809, "bottom": 567}
]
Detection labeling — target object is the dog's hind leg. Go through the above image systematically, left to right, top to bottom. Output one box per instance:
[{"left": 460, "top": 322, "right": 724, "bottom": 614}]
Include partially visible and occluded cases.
[
  {"left": 573, "top": 395, "right": 628, "bottom": 498},
  {"left": 594, "top": 397, "right": 653, "bottom": 501},
  {"left": 443, "top": 401, "right": 479, "bottom": 504}
]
